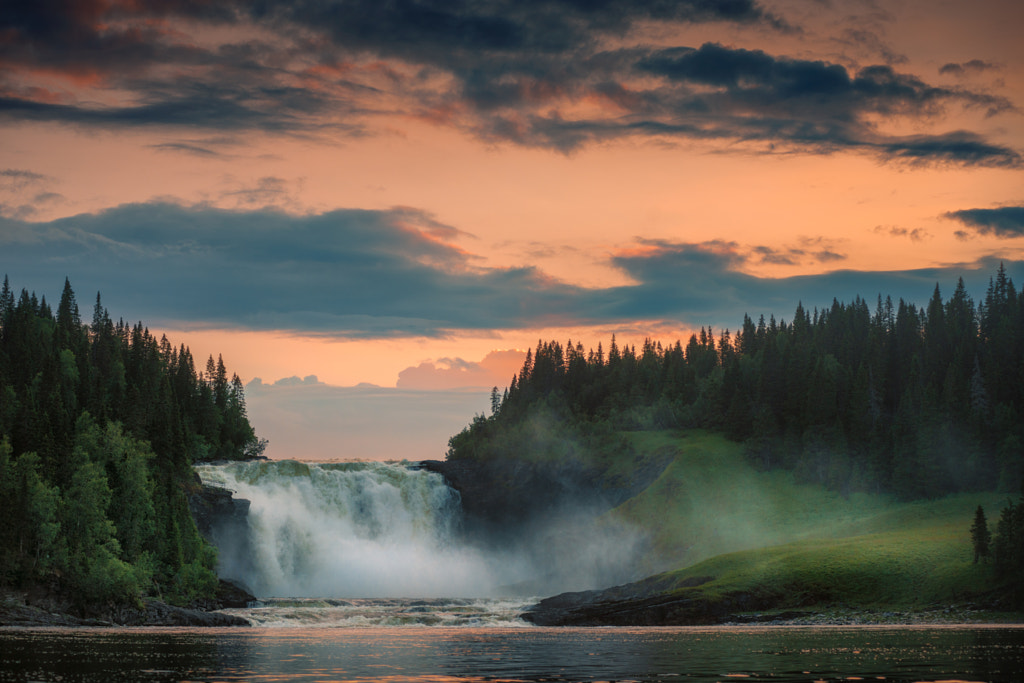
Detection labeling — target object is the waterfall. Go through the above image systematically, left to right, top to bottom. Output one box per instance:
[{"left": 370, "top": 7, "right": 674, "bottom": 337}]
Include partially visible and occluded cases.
[{"left": 194, "top": 460, "right": 494, "bottom": 598}]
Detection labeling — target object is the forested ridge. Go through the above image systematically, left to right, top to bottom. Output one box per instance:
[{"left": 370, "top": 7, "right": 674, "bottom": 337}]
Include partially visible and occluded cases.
[
  {"left": 448, "top": 264, "right": 1024, "bottom": 600},
  {"left": 450, "top": 265, "right": 1023, "bottom": 498},
  {"left": 0, "top": 276, "right": 263, "bottom": 609}
]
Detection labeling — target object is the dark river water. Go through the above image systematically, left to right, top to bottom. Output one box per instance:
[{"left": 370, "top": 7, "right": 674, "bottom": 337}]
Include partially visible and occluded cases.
[{"left": 2, "top": 624, "right": 1023, "bottom": 683}]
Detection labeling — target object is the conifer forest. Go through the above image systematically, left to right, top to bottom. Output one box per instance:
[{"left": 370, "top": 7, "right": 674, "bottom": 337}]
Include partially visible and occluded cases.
[{"left": 0, "top": 277, "right": 263, "bottom": 607}]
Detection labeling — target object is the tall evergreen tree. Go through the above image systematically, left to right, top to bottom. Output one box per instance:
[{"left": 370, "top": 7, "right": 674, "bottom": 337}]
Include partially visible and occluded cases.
[{"left": 970, "top": 505, "right": 991, "bottom": 563}]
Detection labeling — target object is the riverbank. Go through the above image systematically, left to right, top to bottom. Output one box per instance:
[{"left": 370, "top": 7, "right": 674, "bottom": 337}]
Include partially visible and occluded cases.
[
  {"left": 521, "top": 560, "right": 1024, "bottom": 627},
  {"left": 0, "top": 581, "right": 253, "bottom": 627},
  {"left": 521, "top": 582, "right": 1023, "bottom": 627},
  {"left": 727, "top": 605, "right": 1024, "bottom": 626}
]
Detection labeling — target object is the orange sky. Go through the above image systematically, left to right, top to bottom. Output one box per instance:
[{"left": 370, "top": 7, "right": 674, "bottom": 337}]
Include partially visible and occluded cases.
[{"left": 2, "top": 0, "right": 1022, "bottom": 458}]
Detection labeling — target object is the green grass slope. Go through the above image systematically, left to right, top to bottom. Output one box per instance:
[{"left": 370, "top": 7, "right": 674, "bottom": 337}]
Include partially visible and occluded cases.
[{"left": 608, "top": 430, "right": 1008, "bottom": 613}]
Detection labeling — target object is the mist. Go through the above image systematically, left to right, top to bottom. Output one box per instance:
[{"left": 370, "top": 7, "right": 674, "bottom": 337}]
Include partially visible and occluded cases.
[{"left": 195, "top": 460, "right": 645, "bottom": 599}]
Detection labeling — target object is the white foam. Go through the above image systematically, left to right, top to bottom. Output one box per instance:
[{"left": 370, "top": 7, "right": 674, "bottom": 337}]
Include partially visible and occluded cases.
[{"left": 195, "top": 460, "right": 497, "bottom": 598}]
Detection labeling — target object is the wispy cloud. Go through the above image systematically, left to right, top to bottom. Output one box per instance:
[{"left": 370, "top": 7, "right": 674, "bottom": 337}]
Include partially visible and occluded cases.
[
  {"left": 939, "top": 59, "right": 1001, "bottom": 78},
  {"left": 149, "top": 142, "right": 225, "bottom": 158},
  {"left": 0, "top": 168, "right": 60, "bottom": 219},
  {"left": 0, "top": 168, "right": 49, "bottom": 189},
  {"left": 874, "top": 225, "right": 931, "bottom": 241}
]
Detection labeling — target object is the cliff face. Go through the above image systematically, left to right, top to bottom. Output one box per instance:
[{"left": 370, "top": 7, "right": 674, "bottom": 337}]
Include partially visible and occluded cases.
[
  {"left": 419, "top": 451, "right": 671, "bottom": 543},
  {"left": 418, "top": 458, "right": 599, "bottom": 541},
  {"left": 186, "top": 477, "right": 257, "bottom": 605},
  {"left": 188, "top": 479, "right": 251, "bottom": 540}
]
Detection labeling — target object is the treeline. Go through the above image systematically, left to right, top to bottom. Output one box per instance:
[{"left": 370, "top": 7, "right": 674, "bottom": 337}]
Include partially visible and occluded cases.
[
  {"left": 449, "top": 265, "right": 1023, "bottom": 499},
  {"left": 0, "top": 276, "right": 264, "bottom": 609},
  {"left": 973, "top": 494, "right": 1024, "bottom": 607}
]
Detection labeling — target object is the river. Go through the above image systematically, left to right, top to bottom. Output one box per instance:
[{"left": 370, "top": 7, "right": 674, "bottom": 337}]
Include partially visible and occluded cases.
[
  {"left": 8, "top": 460, "right": 1006, "bottom": 682},
  {"left": 2, "top": 621, "right": 1022, "bottom": 682}
]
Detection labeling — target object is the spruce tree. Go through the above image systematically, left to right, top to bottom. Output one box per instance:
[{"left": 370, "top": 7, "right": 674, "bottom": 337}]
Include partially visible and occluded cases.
[{"left": 970, "top": 505, "right": 991, "bottom": 563}]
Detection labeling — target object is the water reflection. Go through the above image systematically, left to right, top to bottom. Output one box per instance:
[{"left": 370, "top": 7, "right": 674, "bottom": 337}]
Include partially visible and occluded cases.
[{"left": 0, "top": 625, "right": 1022, "bottom": 682}]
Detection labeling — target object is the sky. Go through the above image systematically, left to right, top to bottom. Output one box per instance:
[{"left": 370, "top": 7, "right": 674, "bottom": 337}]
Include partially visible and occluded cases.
[{"left": 2, "top": 0, "right": 1023, "bottom": 461}]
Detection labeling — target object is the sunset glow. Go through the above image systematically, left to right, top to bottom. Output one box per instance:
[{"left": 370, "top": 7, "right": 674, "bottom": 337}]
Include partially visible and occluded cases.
[{"left": 3, "top": 0, "right": 1022, "bottom": 459}]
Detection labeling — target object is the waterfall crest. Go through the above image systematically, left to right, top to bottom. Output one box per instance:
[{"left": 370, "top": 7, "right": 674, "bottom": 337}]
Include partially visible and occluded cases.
[{"left": 195, "top": 460, "right": 494, "bottom": 598}]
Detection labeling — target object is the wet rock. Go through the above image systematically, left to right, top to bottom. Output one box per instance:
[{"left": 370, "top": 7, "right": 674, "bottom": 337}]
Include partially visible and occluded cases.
[
  {"left": 418, "top": 452, "right": 671, "bottom": 542},
  {"left": 187, "top": 476, "right": 256, "bottom": 586},
  {"left": 188, "top": 478, "right": 251, "bottom": 541},
  {"left": 521, "top": 576, "right": 777, "bottom": 626},
  {"left": 215, "top": 578, "right": 258, "bottom": 609},
  {"left": 0, "top": 589, "right": 250, "bottom": 627},
  {"left": 111, "top": 599, "right": 250, "bottom": 627}
]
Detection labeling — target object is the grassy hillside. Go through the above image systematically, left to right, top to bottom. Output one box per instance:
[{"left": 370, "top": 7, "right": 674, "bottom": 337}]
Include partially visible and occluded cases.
[{"left": 607, "top": 430, "right": 1008, "bottom": 613}]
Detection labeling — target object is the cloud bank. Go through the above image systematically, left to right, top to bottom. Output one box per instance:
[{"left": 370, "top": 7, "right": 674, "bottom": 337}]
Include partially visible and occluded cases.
[
  {"left": 4, "top": 202, "right": 1021, "bottom": 338},
  {"left": 397, "top": 350, "right": 525, "bottom": 390},
  {"left": 243, "top": 380, "right": 491, "bottom": 460}
]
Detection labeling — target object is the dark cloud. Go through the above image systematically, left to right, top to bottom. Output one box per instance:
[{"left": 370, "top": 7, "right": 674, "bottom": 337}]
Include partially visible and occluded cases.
[
  {"left": 0, "top": 0, "right": 782, "bottom": 137},
  {"left": 1, "top": 0, "right": 1016, "bottom": 165},
  {"left": 257, "top": 0, "right": 786, "bottom": 64},
  {"left": 431, "top": 43, "right": 1019, "bottom": 163},
  {"left": 627, "top": 44, "right": 1019, "bottom": 165},
  {"left": 939, "top": 59, "right": 1000, "bottom": 77},
  {"left": 0, "top": 79, "right": 358, "bottom": 134},
  {"left": 876, "top": 131, "right": 1020, "bottom": 167},
  {"left": 149, "top": 142, "right": 224, "bottom": 157},
  {"left": 0, "top": 202, "right": 597, "bottom": 337},
  {"left": 2, "top": 202, "right": 1020, "bottom": 336},
  {"left": 945, "top": 206, "right": 1024, "bottom": 239},
  {"left": 607, "top": 240, "right": 1023, "bottom": 327},
  {"left": 752, "top": 245, "right": 800, "bottom": 266},
  {"left": 814, "top": 249, "right": 847, "bottom": 262}
]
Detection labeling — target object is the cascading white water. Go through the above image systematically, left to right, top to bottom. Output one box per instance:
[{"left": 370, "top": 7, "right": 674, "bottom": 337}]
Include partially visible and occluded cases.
[{"left": 194, "top": 460, "right": 496, "bottom": 598}]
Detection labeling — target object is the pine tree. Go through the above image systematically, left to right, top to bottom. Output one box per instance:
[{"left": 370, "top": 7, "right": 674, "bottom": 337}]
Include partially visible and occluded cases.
[{"left": 970, "top": 505, "right": 991, "bottom": 563}]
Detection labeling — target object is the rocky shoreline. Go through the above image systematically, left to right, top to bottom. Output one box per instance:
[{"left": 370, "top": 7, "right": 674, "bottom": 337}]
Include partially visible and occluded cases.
[
  {"left": 520, "top": 575, "right": 1021, "bottom": 627},
  {"left": 0, "top": 579, "right": 255, "bottom": 628}
]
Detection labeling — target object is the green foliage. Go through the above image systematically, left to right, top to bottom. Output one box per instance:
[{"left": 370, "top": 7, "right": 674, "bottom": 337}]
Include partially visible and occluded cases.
[
  {"left": 448, "top": 266, "right": 1024, "bottom": 500},
  {"left": 0, "top": 276, "right": 261, "bottom": 608},
  {"left": 0, "top": 446, "right": 63, "bottom": 583},
  {"left": 991, "top": 494, "right": 1024, "bottom": 605},
  {"left": 168, "top": 543, "right": 219, "bottom": 606}
]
